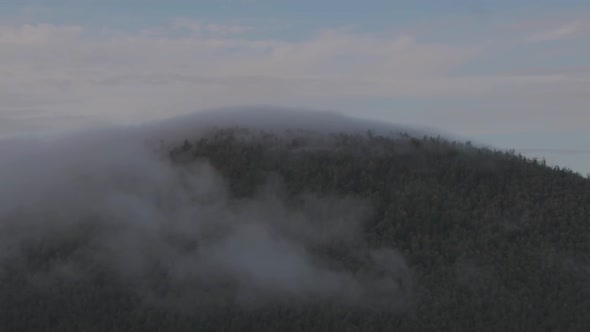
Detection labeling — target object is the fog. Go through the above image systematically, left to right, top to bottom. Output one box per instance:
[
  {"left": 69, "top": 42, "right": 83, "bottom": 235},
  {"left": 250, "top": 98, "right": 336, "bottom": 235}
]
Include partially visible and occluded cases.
[
  {"left": 140, "top": 106, "right": 437, "bottom": 147},
  {"left": 0, "top": 107, "right": 413, "bottom": 311}
]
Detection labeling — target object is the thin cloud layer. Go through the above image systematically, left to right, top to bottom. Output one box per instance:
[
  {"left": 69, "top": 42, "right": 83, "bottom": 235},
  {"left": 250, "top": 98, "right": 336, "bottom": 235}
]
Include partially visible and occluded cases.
[
  {"left": 0, "top": 7, "right": 589, "bottom": 172},
  {"left": 0, "top": 15, "right": 586, "bottom": 136}
]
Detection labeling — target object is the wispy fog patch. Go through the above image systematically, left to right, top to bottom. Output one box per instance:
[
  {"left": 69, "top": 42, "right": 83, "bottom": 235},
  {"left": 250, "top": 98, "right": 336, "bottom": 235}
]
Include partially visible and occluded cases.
[
  {"left": 140, "top": 106, "right": 434, "bottom": 145},
  {"left": 0, "top": 116, "right": 412, "bottom": 311}
]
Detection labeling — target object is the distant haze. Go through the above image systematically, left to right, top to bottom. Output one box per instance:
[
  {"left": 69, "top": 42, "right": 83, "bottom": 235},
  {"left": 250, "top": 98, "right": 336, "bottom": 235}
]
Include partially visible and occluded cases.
[{"left": 1, "top": 0, "right": 589, "bottom": 173}]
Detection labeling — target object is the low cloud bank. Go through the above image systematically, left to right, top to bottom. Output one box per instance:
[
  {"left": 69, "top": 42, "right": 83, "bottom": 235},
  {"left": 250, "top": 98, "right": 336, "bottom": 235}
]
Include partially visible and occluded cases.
[{"left": 0, "top": 108, "right": 413, "bottom": 311}]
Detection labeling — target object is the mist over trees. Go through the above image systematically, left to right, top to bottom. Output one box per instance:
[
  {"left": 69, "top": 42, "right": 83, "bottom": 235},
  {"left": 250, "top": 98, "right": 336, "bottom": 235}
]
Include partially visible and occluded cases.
[{"left": 1, "top": 114, "right": 590, "bottom": 331}]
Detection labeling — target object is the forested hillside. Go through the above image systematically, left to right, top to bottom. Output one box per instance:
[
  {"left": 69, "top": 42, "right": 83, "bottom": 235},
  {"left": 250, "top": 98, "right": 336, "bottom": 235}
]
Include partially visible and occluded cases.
[{"left": 2, "top": 128, "right": 590, "bottom": 331}]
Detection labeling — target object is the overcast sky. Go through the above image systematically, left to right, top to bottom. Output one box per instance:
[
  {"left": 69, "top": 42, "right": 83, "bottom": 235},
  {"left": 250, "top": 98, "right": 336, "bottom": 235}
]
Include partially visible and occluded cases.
[{"left": 1, "top": 0, "right": 589, "bottom": 173}]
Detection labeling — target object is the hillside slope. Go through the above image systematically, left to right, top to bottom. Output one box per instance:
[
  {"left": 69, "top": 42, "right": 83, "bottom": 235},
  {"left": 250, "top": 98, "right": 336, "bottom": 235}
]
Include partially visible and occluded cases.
[{"left": 2, "top": 127, "right": 590, "bottom": 331}]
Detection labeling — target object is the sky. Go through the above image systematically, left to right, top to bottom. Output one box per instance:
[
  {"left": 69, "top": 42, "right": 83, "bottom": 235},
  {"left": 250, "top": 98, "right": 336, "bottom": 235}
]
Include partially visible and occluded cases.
[{"left": 1, "top": 0, "right": 589, "bottom": 173}]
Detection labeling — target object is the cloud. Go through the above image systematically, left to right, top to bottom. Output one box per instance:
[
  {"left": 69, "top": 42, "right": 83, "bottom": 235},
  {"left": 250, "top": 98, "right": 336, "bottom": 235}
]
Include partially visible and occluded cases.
[
  {"left": 0, "top": 10, "right": 589, "bottom": 148},
  {"left": 508, "top": 12, "right": 590, "bottom": 43},
  {"left": 169, "top": 19, "right": 252, "bottom": 37},
  {"left": 0, "top": 21, "right": 481, "bottom": 136},
  {"left": 528, "top": 21, "right": 587, "bottom": 42},
  {"left": 0, "top": 23, "right": 82, "bottom": 45},
  {"left": 205, "top": 23, "right": 252, "bottom": 36},
  {"left": 0, "top": 123, "right": 413, "bottom": 311}
]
